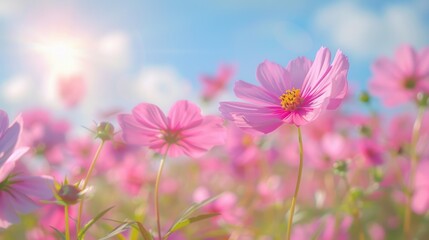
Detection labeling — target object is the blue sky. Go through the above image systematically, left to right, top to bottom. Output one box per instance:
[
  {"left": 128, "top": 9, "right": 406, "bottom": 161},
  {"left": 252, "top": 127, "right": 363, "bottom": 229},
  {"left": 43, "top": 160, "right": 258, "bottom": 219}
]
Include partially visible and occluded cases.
[{"left": 0, "top": 0, "right": 428, "bottom": 123}]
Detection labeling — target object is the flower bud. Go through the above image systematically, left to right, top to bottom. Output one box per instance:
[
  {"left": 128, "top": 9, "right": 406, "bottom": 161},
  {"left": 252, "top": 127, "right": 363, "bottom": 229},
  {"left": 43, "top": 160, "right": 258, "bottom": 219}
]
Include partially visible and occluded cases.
[
  {"left": 95, "top": 121, "right": 115, "bottom": 141},
  {"left": 57, "top": 184, "right": 82, "bottom": 205}
]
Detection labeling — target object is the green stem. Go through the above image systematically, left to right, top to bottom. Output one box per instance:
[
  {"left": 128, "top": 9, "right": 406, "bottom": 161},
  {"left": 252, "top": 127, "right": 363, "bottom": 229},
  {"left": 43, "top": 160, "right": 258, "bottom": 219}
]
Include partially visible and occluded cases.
[
  {"left": 404, "top": 105, "right": 425, "bottom": 238},
  {"left": 286, "top": 126, "right": 304, "bottom": 240},
  {"left": 76, "top": 140, "right": 106, "bottom": 234},
  {"left": 155, "top": 148, "right": 170, "bottom": 240},
  {"left": 343, "top": 177, "right": 365, "bottom": 240},
  {"left": 65, "top": 205, "right": 70, "bottom": 240}
]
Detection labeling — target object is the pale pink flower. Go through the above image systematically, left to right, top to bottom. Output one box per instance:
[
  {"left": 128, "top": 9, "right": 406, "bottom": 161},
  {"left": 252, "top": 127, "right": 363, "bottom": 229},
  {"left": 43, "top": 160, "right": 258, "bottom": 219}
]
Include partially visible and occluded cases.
[
  {"left": 369, "top": 44, "right": 429, "bottom": 106},
  {"left": 219, "top": 47, "right": 348, "bottom": 133},
  {"left": 200, "top": 64, "right": 235, "bottom": 101},
  {"left": 57, "top": 74, "right": 86, "bottom": 108},
  {"left": 118, "top": 100, "right": 225, "bottom": 158},
  {"left": 21, "top": 109, "right": 70, "bottom": 164},
  {"left": 0, "top": 110, "right": 53, "bottom": 229},
  {"left": 412, "top": 160, "right": 429, "bottom": 214}
]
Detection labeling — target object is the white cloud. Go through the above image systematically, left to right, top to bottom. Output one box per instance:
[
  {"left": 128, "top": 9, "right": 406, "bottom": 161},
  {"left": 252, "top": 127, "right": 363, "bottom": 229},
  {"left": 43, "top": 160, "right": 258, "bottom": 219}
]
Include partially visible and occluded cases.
[
  {"left": 314, "top": 2, "right": 429, "bottom": 58},
  {"left": 97, "top": 32, "right": 131, "bottom": 72},
  {"left": 135, "top": 66, "right": 194, "bottom": 111},
  {"left": 1, "top": 75, "right": 33, "bottom": 103}
]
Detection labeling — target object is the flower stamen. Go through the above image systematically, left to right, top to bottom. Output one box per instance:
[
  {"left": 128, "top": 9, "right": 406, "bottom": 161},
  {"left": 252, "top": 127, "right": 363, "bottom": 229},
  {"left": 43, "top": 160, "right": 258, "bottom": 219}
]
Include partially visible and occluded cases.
[{"left": 280, "top": 88, "right": 302, "bottom": 111}]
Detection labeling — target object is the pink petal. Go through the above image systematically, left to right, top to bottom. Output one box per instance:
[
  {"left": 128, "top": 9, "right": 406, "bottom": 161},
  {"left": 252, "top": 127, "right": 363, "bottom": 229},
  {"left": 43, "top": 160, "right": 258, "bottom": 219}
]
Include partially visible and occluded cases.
[
  {"left": 396, "top": 44, "right": 417, "bottom": 76},
  {"left": 301, "top": 47, "right": 332, "bottom": 97},
  {"left": 417, "top": 47, "right": 429, "bottom": 80},
  {"left": 325, "top": 50, "right": 349, "bottom": 109},
  {"left": 285, "top": 56, "right": 312, "bottom": 89},
  {"left": 256, "top": 60, "right": 289, "bottom": 96},
  {"left": 234, "top": 80, "right": 279, "bottom": 105},
  {"left": 168, "top": 100, "right": 203, "bottom": 130},
  {"left": 219, "top": 102, "right": 283, "bottom": 134},
  {"left": 132, "top": 103, "right": 168, "bottom": 130},
  {"left": 0, "top": 110, "right": 8, "bottom": 137},
  {"left": 117, "top": 114, "right": 158, "bottom": 146},
  {"left": 0, "top": 119, "right": 22, "bottom": 161},
  {"left": 12, "top": 175, "right": 53, "bottom": 200},
  {"left": 412, "top": 190, "right": 429, "bottom": 214},
  {"left": 0, "top": 196, "right": 19, "bottom": 229}
]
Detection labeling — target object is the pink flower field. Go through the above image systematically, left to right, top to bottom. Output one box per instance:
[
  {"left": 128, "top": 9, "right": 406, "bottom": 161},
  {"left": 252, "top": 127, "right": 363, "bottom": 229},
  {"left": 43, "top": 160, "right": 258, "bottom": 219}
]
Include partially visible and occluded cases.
[{"left": 1, "top": 1, "right": 429, "bottom": 239}]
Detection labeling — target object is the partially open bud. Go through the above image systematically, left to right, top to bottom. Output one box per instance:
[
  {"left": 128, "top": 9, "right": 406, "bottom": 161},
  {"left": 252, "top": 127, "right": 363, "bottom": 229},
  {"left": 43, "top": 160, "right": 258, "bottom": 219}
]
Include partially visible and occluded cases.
[
  {"left": 95, "top": 121, "right": 115, "bottom": 141},
  {"left": 54, "top": 179, "right": 90, "bottom": 206},
  {"left": 57, "top": 184, "right": 81, "bottom": 205}
]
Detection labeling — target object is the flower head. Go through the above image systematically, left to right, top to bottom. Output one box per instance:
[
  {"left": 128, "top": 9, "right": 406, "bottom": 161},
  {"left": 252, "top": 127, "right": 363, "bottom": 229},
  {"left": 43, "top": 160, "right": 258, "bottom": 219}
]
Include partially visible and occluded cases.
[
  {"left": 369, "top": 45, "right": 429, "bottom": 106},
  {"left": 219, "top": 47, "right": 349, "bottom": 133},
  {"left": 200, "top": 64, "right": 235, "bottom": 101},
  {"left": 118, "top": 100, "right": 225, "bottom": 158},
  {"left": 0, "top": 110, "right": 53, "bottom": 230}
]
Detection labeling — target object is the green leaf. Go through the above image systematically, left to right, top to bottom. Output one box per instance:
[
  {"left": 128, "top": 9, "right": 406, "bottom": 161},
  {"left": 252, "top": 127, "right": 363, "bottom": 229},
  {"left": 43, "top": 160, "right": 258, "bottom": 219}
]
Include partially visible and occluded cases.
[
  {"left": 163, "top": 194, "right": 222, "bottom": 239},
  {"left": 78, "top": 206, "right": 114, "bottom": 240},
  {"left": 169, "top": 213, "right": 219, "bottom": 233},
  {"left": 98, "top": 221, "right": 134, "bottom": 240},
  {"left": 136, "top": 222, "right": 154, "bottom": 240},
  {"left": 50, "top": 226, "right": 66, "bottom": 240}
]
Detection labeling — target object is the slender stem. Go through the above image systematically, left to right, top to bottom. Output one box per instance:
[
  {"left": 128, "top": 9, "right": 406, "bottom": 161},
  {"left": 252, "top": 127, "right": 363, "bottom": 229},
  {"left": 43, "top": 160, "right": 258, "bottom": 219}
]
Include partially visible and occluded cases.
[
  {"left": 404, "top": 106, "right": 425, "bottom": 238},
  {"left": 286, "top": 126, "right": 304, "bottom": 240},
  {"left": 76, "top": 140, "right": 106, "bottom": 234},
  {"left": 155, "top": 148, "right": 170, "bottom": 240},
  {"left": 343, "top": 177, "right": 365, "bottom": 240},
  {"left": 65, "top": 205, "right": 70, "bottom": 240}
]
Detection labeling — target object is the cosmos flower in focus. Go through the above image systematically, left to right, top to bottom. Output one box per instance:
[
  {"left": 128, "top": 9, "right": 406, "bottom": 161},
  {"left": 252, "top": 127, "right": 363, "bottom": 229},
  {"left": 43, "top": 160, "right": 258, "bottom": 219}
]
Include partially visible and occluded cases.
[
  {"left": 369, "top": 45, "right": 429, "bottom": 106},
  {"left": 219, "top": 47, "right": 349, "bottom": 133},
  {"left": 118, "top": 100, "right": 225, "bottom": 158}
]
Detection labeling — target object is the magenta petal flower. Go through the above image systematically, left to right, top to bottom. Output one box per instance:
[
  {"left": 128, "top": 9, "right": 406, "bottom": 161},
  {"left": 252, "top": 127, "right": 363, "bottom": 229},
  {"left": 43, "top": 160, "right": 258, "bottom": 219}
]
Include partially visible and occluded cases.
[
  {"left": 369, "top": 45, "right": 429, "bottom": 106},
  {"left": 219, "top": 47, "right": 349, "bottom": 133},
  {"left": 118, "top": 100, "right": 225, "bottom": 158},
  {"left": 0, "top": 110, "right": 53, "bottom": 229}
]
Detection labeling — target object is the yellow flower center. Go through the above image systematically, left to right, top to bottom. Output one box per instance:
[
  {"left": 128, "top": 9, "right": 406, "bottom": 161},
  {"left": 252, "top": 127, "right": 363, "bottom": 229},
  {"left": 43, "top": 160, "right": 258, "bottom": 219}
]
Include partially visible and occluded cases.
[{"left": 279, "top": 88, "right": 302, "bottom": 111}]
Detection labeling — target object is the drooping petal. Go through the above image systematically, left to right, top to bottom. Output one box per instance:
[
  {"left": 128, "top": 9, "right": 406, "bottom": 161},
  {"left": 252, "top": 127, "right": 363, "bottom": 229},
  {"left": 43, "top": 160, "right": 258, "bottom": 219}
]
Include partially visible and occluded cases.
[
  {"left": 256, "top": 60, "right": 289, "bottom": 96},
  {"left": 234, "top": 80, "right": 279, "bottom": 105},
  {"left": 168, "top": 100, "right": 203, "bottom": 130},
  {"left": 219, "top": 102, "right": 283, "bottom": 134}
]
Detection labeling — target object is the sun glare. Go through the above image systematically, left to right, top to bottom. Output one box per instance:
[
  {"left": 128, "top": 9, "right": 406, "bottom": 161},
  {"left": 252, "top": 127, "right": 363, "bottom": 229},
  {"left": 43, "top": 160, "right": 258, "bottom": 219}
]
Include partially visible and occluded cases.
[{"left": 34, "top": 39, "right": 84, "bottom": 75}]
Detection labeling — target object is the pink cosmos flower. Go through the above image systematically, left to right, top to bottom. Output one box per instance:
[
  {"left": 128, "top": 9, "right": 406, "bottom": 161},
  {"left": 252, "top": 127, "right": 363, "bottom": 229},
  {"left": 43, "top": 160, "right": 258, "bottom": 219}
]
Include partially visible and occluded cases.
[
  {"left": 369, "top": 45, "right": 429, "bottom": 106},
  {"left": 219, "top": 47, "right": 348, "bottom": 133},
  {"left": 200, "top": 64, "right": 235, "bottom": 101},
  {"left": 58, "top": 74, "right": 86, "bottom": 108},
  {"left": 118, "top": 100, "right": 225, "bottom": 158},
  {"left": 21, "top": 109, "right": 70, "bottom": 165},
  {"left": 0, "top": 110, "right": 53, "bottom": 229}
]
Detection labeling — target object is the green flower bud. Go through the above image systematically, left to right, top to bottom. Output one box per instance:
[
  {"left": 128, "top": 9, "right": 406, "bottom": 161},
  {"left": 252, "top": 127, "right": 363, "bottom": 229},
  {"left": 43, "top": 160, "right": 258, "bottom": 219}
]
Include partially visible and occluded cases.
[{"left": 95, "top": 121, "right": 115, "bottom": 141}]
